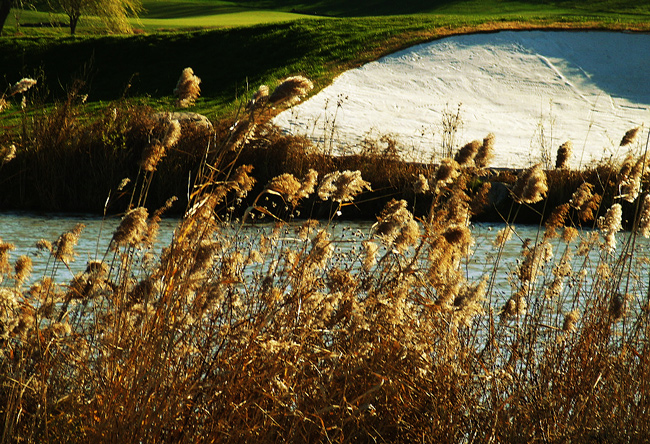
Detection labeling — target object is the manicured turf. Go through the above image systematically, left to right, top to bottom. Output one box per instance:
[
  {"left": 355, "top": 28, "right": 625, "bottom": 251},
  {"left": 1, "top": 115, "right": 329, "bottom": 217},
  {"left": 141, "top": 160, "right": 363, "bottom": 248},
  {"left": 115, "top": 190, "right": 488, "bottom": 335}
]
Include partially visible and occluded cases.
[{"left": 1, "top": 1, "right": 649, "bottom": 118}]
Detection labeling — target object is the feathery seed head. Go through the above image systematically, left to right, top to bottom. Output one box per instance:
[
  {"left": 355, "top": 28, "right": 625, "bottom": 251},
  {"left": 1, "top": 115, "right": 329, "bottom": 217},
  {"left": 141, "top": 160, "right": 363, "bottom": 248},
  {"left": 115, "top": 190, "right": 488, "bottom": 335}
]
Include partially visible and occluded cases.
[
  {"left": 174, "top": 67, "right": 201, "bottom": 108},
  {"left": 268, "top": 76, "right": 314, "bottom": 105},
  {"left": 9, "top": 78, "right": 37, "bottom": 96},
  {"left": 247, "top": 84, "right": 270, "bottom": 110},
  {"left": 162, "top": 119, "right": 182, "bottom": 148},
  {"left": 620, "top": 127, "right": 641, "bottom": 147},
  {"left": 475, "top": 133, "right": 495, "bottom": 168},
  {"left": 454, "top": 140, "right": 481, "bottom": 166},
  {"left": 555, "top": 140, "right": 573, "bottom": 169},
  {"left": 140, "top": 141, "right": 165, "bottom": 172},
  {"left": 1, "top": 144, "right": 16, "bottom": 165},
  {"left": 619, "top": 155, "right": 647, "bottom": 203},
  {"left": 434, "top": 159, "right": 460, "bottom": 189},
  {"left": 513, "top": 163, "right": 548, "bottom": 204},
  {"left": 231, "top": 164, "right": 256, "bottom": 198},
  {"left": 318, "top": 170, "right": 371, "bottom": 203},
  {"left": 267, "top": 173, "right": 301, "bottom": 204},
  {"left": 413, "top": 173, "right": 430, "bottom": 194},
  {"left": 638, "top": 194, "right": 650, "bottom": 238},
  {"left": 598, "top": 203, "right": 623, "bottom": 253},
  {"left": 111, "top": 207, "right": 149, "bottom": 250},
  {"left": 53, "top": 224, "right": 84, "bottom": 264},
  {"left": 493, "top": 226, "right": 514, "bottom": 248},
  {"left": 14, "top": 256, "right": 32, "bottom": 287},
  {"left": 562, "top": 309, "right": 580, "bottom": 333}
]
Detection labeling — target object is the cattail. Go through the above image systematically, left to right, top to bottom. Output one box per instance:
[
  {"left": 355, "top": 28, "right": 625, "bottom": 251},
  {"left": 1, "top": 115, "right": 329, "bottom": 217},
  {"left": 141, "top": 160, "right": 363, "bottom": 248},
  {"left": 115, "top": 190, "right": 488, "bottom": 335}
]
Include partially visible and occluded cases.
[
  {"left": 173, "top": 67, "right": 201, "bottom": 108},
  {"left": 268, "top": 75, "right": 313, "bottom": 105},
  {"left": 9, "top": 78, "right": 37, "bottom": 96},
  {"left": 620, "top": 127, "right": 641, "bottom": 147},
  {"left": 475, "top": 133, "right": 495, "bottom": 168},
  {"left": 454, "top": 140, "right": 481, "bottom": 166},
  {"left": 555, "top": 140, "right": 572, "bottom": 169},
  {"left": 1, "top": 144, "right": 16, "bottom": 165},
  {"left": 512, "top": 163, "right": 548, "bottom": 204},
  {"left": 317, "top": 170, "right": 371, "bottom": 203},
  {"left": 413, "top": 173, "right": 430, "bottom": 194},
  {"left": 638, "top": 194, "right": 650, "bottom": 237},
  {"left": 598, "top": 203, "right": 623, "bottom": 253},
  {"left": 111, "top": 207, "right": 148, "bottom": 250},
  {"left": 53, "top": 224, "right": 84, "bottom": 265},
  {"left": 14, "top": 256, "right": 32, "bottom": 287},
  {"left": 562, "top": 309, "right": 580, "bottom": 333}
]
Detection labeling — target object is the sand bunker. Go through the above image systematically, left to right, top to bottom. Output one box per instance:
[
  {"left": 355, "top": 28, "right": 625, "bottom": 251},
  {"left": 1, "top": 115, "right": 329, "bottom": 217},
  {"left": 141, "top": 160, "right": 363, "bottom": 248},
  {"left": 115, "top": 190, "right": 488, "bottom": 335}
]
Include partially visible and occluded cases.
[{"left": 273, "top": 31, "right": 650, "bottom": 168}]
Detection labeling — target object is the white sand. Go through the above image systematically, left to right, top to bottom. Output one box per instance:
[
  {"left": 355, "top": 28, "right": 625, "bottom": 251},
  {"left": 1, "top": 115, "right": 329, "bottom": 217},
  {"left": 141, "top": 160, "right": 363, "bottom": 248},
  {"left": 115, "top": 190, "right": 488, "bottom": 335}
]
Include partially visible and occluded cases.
[{"left": 273, "top": 30, "right": 650, "bottom": 168}]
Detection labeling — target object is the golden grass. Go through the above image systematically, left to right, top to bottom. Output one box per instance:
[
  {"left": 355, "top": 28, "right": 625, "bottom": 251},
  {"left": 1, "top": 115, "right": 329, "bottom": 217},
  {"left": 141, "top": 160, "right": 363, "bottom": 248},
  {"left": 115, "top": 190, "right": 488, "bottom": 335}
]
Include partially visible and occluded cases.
[{"left": 2, "top": 72, "right": 650, "bottom": 443}]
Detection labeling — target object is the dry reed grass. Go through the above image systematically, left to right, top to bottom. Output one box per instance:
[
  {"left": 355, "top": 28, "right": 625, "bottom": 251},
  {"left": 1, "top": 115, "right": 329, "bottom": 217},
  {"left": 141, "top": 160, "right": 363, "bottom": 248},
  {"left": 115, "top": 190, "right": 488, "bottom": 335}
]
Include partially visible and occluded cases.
[{"left": 2, "top": 71, "right": 650, "bottom": 443}]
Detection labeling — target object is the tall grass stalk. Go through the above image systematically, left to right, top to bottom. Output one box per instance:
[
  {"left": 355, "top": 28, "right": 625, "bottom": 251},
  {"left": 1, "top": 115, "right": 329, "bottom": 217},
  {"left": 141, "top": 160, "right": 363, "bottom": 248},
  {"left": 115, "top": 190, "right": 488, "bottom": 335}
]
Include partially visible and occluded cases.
[{"left": 2, "top": 73, "right": 650, "bottom": 442}]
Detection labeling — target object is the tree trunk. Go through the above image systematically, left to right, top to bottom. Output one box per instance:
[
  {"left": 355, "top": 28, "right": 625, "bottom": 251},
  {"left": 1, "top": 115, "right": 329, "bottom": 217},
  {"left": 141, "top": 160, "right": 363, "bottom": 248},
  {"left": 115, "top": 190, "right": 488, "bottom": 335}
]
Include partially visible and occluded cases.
[
  {"left": 0, "top": 0, "right": 12, "bottom": 36},
  {"left": 69, "top": 13, "right": 79, "bottom": 34}
]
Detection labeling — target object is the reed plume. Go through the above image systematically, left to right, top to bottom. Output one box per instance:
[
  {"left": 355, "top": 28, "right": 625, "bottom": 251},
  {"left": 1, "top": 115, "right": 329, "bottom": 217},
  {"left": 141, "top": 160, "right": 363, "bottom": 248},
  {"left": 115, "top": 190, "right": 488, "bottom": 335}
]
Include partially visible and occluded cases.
[
  {"left": 174, "top": 67, "right": 201, "bottom": 108},
  {"left": 268, "top": 75, "right": 314, "bottom": 105},
  {"left": 8, "top": 78, "right": 37, "bottom": 96},
  {"left": 620, "top": 126, "right": 641, "bottom": 146},
  {"left": 475, "top": 133, "right": 495, "bottom": 168},
  {"left": 454, "top": 139, "right": 480, "bottom": 166},
  {"left": 555, "top": 140, "right": 572, "bottom": 169},
  {"left": 0, "top": 144, "right": 16, "bottom": 165},
  {"left": 512, "top": 163, "right": 548, "bottom": 204},
  {"left": 317, "top": 170, "right": 371, "bottom": 203},
  {"left": 599, "top": 203, "right": 623, "bottom": 252},
  {"left": 111, "top": 207, "right": 149, "bottom": 250},
  {"left": 53, "top": 223, "right": 84, "bottom": 265}
]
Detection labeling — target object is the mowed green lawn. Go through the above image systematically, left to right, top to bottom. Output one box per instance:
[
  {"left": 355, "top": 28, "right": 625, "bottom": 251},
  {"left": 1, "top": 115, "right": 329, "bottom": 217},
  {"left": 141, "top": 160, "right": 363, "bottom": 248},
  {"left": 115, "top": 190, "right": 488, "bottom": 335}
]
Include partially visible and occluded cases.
[{"left": 1, "top": 0, "right": 649, "bottom": 119}]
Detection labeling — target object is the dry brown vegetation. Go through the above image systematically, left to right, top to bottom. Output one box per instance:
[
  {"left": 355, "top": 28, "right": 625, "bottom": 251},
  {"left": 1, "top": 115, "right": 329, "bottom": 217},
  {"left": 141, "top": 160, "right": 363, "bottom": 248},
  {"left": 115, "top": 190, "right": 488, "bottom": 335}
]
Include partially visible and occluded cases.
[{"left": 2, "top": 73, "right": 650, "bottom": 443}]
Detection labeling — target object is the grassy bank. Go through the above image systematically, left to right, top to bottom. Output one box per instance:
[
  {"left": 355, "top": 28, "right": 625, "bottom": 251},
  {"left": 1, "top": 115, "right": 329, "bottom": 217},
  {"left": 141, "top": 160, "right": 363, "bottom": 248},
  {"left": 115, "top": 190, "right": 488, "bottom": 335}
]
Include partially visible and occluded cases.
[{"left": 1, "top": 78, "right": 650, "bottom": 443}]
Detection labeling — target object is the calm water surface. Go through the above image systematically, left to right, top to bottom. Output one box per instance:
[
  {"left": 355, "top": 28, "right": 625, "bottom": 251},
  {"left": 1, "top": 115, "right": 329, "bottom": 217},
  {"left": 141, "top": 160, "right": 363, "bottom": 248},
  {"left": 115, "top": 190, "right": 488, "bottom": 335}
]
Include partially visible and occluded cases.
[{"left": 1, "top": 212, "right": 645, "bottom": 293}]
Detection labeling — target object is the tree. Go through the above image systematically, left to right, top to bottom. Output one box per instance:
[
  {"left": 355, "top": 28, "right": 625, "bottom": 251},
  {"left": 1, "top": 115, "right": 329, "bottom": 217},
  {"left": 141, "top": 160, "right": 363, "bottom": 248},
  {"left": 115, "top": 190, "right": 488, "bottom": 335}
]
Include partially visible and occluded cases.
[{"left": 56, "top": 0, "right": 142, "bottom": 34}]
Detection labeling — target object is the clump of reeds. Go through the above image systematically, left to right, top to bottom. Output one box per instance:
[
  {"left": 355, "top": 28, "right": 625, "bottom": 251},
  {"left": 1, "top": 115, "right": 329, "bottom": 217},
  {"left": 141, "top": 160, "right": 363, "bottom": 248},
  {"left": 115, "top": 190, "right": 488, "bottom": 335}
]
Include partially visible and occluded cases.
[
  {"left": 173, "top": 67, "right": 201, "bottom": 108},
  {"left": 4, "top": 70, "right": 650, "bottom": 444},
  {"left": 268, "top": 75, "right": 314, "bottom": 105},
  {"left": 555, "top": 140, "right": 572, "bottom": 169}
]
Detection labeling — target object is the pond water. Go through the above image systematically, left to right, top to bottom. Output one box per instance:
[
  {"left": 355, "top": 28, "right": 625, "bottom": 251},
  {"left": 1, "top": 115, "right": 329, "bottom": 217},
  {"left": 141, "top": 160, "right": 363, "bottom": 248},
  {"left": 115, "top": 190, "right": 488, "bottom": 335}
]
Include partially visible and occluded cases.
[{"left": 1, "top": 212, "right": 647, "bottom": 300}]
